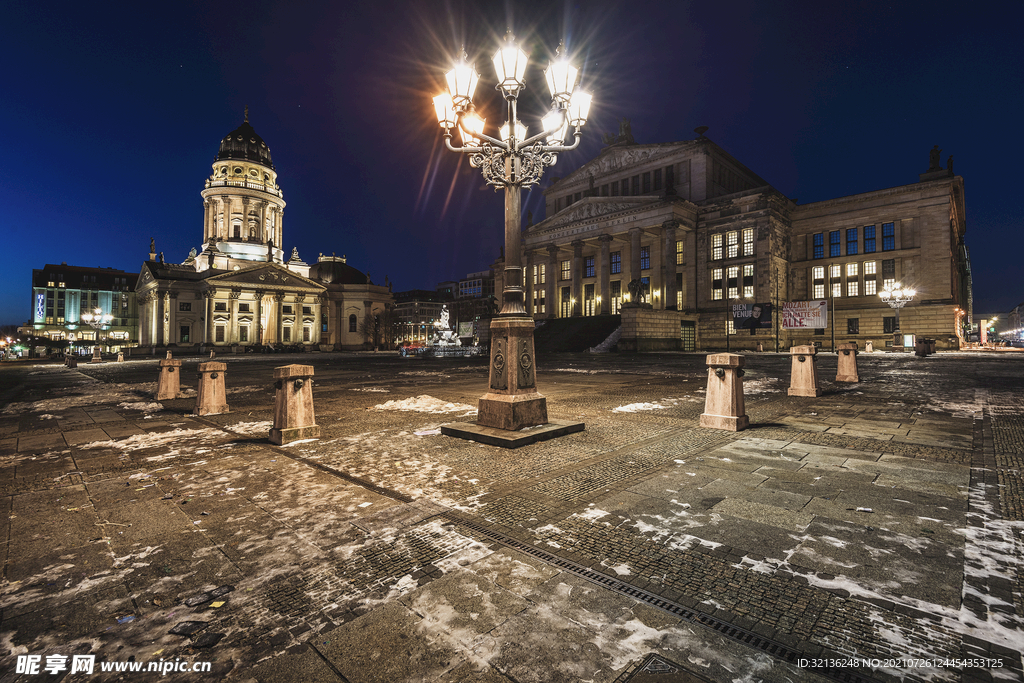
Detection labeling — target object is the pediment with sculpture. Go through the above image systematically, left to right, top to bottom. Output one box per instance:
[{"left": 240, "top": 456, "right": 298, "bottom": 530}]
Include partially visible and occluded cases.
[
  {"left": 552, "top": 142, "right": 689, "bottom": 190},
  {"left": 530, "top": 197, "right": 660, "bottom": 232},
  {"left": 205, "top": 263, "right": 325, "bottom": 291}
]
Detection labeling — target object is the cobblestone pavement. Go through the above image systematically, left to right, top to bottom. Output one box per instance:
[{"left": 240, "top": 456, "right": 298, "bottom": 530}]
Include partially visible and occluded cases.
[{"left": 1, "top": 350, "right": 1022, "bottom": 683}]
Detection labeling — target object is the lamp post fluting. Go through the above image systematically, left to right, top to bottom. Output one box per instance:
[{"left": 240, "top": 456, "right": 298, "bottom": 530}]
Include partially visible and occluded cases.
[
  {"left": 433, "top": 32, "right": 591, "bottom": 431},
  {"left": 879, "top": 282, "right": 915, "bottom": 348},
  {"left": 80, "top": 307, "right": 113, "bottom": 363}
]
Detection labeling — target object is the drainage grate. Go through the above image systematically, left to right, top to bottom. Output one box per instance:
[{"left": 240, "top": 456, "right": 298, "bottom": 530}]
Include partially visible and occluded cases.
[{"left": 444, "top": 513, "right": 884, "bottom": 683}]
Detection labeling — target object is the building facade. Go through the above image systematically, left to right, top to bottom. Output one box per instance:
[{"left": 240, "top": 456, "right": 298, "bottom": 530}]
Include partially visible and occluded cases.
[
  {"left": 136, "top": 113, "right": 392, "bottom": 351},
  {"left": 517, "top": 132, "right": 970, "bottom": 350},
  {"left": 25, "top": 264, "right": 139, "bottom": 353}
]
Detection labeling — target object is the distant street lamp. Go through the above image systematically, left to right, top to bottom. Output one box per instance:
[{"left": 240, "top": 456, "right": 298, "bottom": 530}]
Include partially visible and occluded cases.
[
  {"left": 432, "top": 31, "right": 591, "bottom": 432},
  {"left": 879, "top": 282, "right": 915, "bottom": 348},
  {"left": 80, "top": 307, "right": 113, "bottom": 363}
]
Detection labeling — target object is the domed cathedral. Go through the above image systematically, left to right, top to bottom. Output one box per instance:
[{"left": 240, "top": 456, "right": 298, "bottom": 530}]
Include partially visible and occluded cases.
[
  {"left": 198, "top": 108, "right": 286, "bottom": 269},
  {"left": 136, "top": 110, "right": 393, "bottom": 352}
]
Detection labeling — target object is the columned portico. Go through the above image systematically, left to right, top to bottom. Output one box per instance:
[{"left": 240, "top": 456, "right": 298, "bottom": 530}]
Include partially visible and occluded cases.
[{"left": 662, "top": 220, "right": 679, "bottom": 310}]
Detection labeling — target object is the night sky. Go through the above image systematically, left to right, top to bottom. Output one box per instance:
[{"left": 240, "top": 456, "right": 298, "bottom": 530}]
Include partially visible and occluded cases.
[{"left": 2, "top": 1, "right": 1020, "bottom": 327}]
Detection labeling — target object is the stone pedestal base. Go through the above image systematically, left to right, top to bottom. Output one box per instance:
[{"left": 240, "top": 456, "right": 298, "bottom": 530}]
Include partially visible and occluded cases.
[
  {"left": 836, "top": 343, "right": 859, "bottom": 382},
  {"left": 478, "top": 393, "right": 548, "bottom": 432},
  {"left": 699, "top": 414, "right": 750, "bottom": 431},
  {"left": 442, "top": 419, "right": 583, "bottom": 448},
  {"left": 270, "top": 425, "right": 321, "bottom": 445}
]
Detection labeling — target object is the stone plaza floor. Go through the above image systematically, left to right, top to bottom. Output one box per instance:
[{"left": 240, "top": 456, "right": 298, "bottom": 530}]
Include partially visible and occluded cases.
[{"left": 1, "top": 350, "right": 1023, "bottom": 683}]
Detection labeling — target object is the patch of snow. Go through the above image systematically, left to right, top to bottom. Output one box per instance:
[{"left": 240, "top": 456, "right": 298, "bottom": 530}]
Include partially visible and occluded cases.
[
  {"left": 372, "top": 395, "right": 476, "bottom": 415},
  {"left": 612, "top": 402, "right": 666, "bottom": 413}
]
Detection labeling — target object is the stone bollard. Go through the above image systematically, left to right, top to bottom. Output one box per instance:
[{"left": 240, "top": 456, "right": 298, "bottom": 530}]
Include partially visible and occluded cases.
[
  {"left": 928, "top": 339, "right": 936, "bottom": 355},
  {"left": 915, "top": 340, "right": 927, "bottom": 357},
  {"left": 865, "top": 341, "right": 874, "bottom": 353},
  {"left": 756, "top": 342, "right": 764, "bottom": 352},
  {"left": 836, "top": 342, "right": 859, "bottom": 382},
  {"left": 788, "top": 345, "right": 821, "bottom": 397},
  {"left": 117, "top": 352, "right": 124, "bottom": 363},
  {"left": 157, "top": 352, "right": 182, "bottom": 401},
  {"left": 699, "top": 354, "right": 749, "bottom": 431},
  {"left": 68, "top": 356, "right": 78, "bottom": 369},
  {"left": 194, "top": 361, "right": 229, "bottom": 416},
  {"left": 270, "top": 364, "right": 320, "bottom": 445}
]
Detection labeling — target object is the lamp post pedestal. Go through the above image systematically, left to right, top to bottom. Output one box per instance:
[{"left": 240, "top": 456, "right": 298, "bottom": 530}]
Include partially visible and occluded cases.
[
  {"left": 478, "top": 316, "right": 547, "bottom": 430},
  {"left": 90, "top": 345, "right": 102, "bottom": 363}
]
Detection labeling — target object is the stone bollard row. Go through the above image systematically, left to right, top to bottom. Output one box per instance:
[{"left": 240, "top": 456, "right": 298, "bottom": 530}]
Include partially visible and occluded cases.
[
  {"left": 836, "top": 342, "right": 859, "bottom": 382},
  {"left": 788, "top": 345, "right": 821, "bottom": 397},
  {"left": 699, "top": 353, "right": 748, "bottom": 431},
  {"left": 153, "top": 358, "right": 320, "bottom": 444},
  {"left": 270, "top": 364, "right": 320, "bottom": 445}
]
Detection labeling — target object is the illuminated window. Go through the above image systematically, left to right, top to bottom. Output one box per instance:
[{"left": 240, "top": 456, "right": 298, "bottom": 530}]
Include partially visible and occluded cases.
[
  {"left": 742, "top": 228, "right": 754, "bottom": 256},
  {"left": 727, "top": 231, "right": 739, "bottom": 258},
  {"left": 712, "top": 234, "right": 723, "bottom": 260},
  {"left": 675, "top": 240, "right": 685, "bottom": 265},
  {"left": 882, "top": 259, "right": 896, "bottom": 289},
  {"left": 561, "top": 260, "right": 571, "bottom": 281},
  {"left": 533, "top": 263, "right": 546, "bottom": 285},
  {"left": 742, "top": 264, "right": 754, "bottom": 298},
  {"left": 830, "top": 264, "right": 841, "bottom": 279},
  {"left": 726, "top": 266, "right": 739, "bottom": 299},
  {"left": 812, "top": 266, "right": 825, "bottom": 299},
  {"left": 712, "top": 268, "right": 723, "bottom": 300},
  {"left": 611, "top": 280, "right": 622, "bottom": 313},
  {"left": 847, "top": 280, "right": 859, "bottom": 297},
  {"left": 584, "top": 284, "right": 595, "bottom": 316},
  {"left": 239, "top": 326, "right": 248, "bottom": 342}
]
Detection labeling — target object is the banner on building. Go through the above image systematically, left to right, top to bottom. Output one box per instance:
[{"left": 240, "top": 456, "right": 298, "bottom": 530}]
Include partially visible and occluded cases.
[
  {"left": 782, "top": 300, "right": 828, "bottom": 329},
  {"left": 732, "top": 303, "right": 772, "bottom": 334},
  {"left": 458, "top": 322, "right": 475, "bottom": 338}
]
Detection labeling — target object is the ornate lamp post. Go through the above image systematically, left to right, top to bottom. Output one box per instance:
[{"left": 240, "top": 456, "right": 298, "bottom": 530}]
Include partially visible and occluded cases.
[
  {"left": 433, "top": 31, "right": 591, "bottom": 434},
  {"left": 879, "top": 282, "right": 915, "bottom": 348},
  {"left": 80, "top": 307, "right": 113, "bottom": 363}
]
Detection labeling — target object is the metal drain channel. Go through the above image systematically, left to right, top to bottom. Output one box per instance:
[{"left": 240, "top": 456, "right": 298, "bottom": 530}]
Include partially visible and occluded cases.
[{"left": 443, "top": 513, "right": 884, "bottom": 683}]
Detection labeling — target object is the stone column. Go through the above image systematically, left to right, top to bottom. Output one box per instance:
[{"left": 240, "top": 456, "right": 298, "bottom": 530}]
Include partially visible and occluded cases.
[
  {"left": 221, "top": 196, "right": 231, "bottom": 240},
  {"left": 203, "top": 200, "right": 211, "bottom": 242},
  {"left": 662, "top": 220, "right": 679, "bottom": 310},
  {"left": 629, "top": 227, "right": 642, "bottom": 288},
  {"left": 685, "top": 230, "right": 698, "bottom": 310},
  {"left": 599, "top": 234, "right": 612, "bottom": 315},
  {"left": 571, "top": 240, "right": 583, "bottom": 317},
  {"left": 546, "top": 245, "right": 559, "bottom": 319},
  {"left": 230, "top": 289, "right": 241, "bottom": 343},
  {"left": 204, "top": 290, "right": 215, "bottom": 345},
  {"left": 156, "top": 292, "right": 167, "bottom": 346},
  {"left": 275, "top": 292, "right": 286, "bottom": 345},
  {"left": 255, "top": 294, "right": 265, "bottom": 346},
  {"left": 364, "top": 300, "right": 373, "bottom": 348}
]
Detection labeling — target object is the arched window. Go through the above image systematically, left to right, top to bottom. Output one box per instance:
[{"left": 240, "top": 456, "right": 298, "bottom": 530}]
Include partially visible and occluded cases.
[{"left": 348, "top": 314, "right": 357, "bottom": 332}]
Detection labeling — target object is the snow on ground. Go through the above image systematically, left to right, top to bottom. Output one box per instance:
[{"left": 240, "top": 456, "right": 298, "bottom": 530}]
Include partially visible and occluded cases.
[
  {"left": 741, "top": 376, "right": 782, "bottom": 394},
  {"left": 3, "top": 381, "right": 158, "bottom": 414},
  {"left": 349, "top": 386, "right": 390, "bottom": 392},
  {"left": 371, "top": 395, "right": 476, "bottom": 415},
  {"left": 117, "top": 401, "right": 164, "bottom": 413},
  {"left": 613, "top": 401, "right": 670, "bottom": 413},
  {"left": 227, "top": 420, "right": 274, "bottom": 436},
  {"left": 79, "top": 427, "right": 225, "bottom": 453}
]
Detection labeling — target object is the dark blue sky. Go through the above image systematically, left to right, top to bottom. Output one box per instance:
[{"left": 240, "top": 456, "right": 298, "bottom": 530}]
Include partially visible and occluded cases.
[{"left": 2, "top": 1, "right": 1020, "bottom": 325}]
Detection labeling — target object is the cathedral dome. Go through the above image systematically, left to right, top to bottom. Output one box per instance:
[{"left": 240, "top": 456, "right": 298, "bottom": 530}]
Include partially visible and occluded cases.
[{"left": 216, "top": 119, "right": 274, "bottom": 170}]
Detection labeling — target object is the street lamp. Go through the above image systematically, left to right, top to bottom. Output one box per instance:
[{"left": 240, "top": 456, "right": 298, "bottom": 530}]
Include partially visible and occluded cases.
[
  {"left": 433, "top": 32, "right": 591, "bottom": 433},
  {"left": 879, "top": 282, "right": 915, "bottom": 348},
  {"left": 80, "top": 307, "right": 113, "bottom": 363}
]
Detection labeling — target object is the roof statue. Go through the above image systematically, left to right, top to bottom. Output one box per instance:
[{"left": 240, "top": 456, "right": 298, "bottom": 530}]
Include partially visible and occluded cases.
[{"left": 603, "top": 118, "right": 635, "bottom": 146}]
